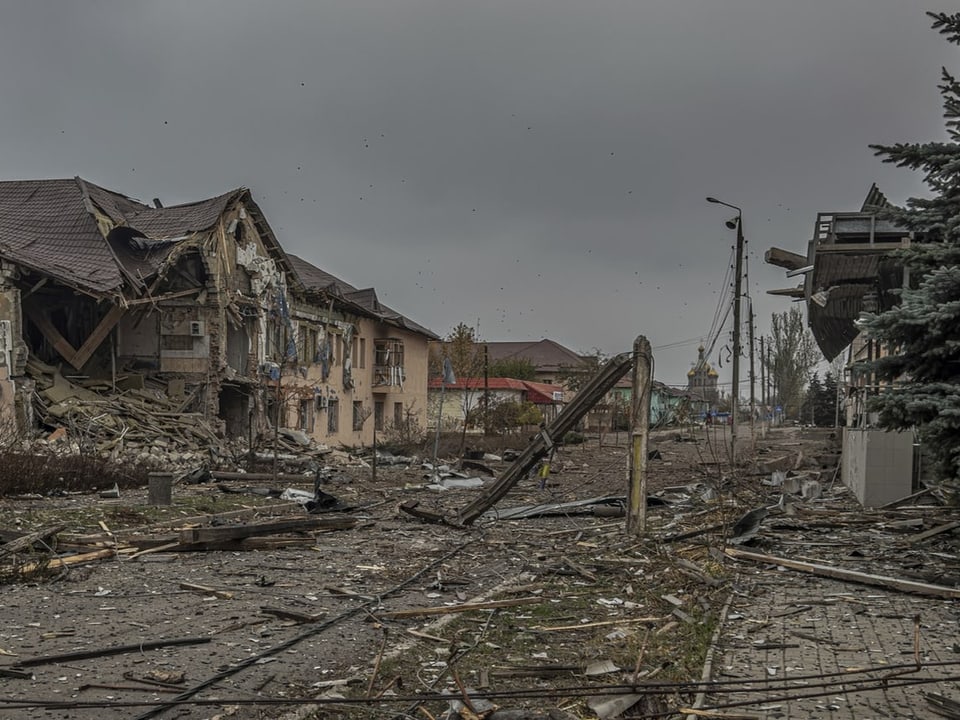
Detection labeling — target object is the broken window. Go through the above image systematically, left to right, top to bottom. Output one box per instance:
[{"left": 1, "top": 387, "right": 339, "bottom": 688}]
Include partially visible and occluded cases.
[
  {"left": 264, "top": 317, "right": 288, "bottom": 362},
  {"left": 226, "top": 319, "right": 251, "bottom": 374},
  {"left": 342, "top": 324, "right": 355, "bottom": 390},
  {"left": 298, "top": 325, "right": 318, "bottom": 365},
  {"left": 161, "top": 335, "right": 193, "bottom": 351},
  {"left": 359, "top": 338, "right": 366, "bottom": 369},
  {"left": 373, "top": 338, "right": 405, "bottom": 387},
  {"left": 327, "top": 397, "right": 339, "bottom": 434},
  {"left": 299, "top": 399, "right": 313, "bottom": 432},
  {"left": 352, "top": 400, "right": 364, "bottom": 431},
  {"left": 374, "top": 400, "right": 384, "bottom": 431},
  {"left": 394, "top": 401, "right": 403, "bottom": 427}
]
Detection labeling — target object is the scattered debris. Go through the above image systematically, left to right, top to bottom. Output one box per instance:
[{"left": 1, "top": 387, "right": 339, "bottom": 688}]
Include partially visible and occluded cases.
[{"left": 725, "top": 547, "right": 960, "bottom": 599}]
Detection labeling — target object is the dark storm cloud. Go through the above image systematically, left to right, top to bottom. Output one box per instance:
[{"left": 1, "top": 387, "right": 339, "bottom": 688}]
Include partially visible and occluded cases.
[{"left": 0, "top": 1, "right": 953, "bottom": 384}]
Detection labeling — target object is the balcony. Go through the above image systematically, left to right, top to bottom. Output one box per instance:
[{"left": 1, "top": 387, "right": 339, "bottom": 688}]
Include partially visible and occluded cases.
[{"left": 373, "top": 338, "right": 405, "bottom": 391}]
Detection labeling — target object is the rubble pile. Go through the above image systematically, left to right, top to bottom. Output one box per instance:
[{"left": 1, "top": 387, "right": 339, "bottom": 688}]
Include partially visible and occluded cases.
[{"left": 23, "top": 359, "right": 333, "bottom": 471}]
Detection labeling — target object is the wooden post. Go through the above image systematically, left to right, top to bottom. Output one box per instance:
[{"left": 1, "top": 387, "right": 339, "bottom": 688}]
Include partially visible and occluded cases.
[{"left": 627, "top": 336, "right": 652, "bottom": 535}]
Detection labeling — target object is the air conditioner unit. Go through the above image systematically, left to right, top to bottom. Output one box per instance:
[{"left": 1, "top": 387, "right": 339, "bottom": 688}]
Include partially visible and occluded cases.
[{"left": 189, "top": 321, "right": 205, "bottom": 337}]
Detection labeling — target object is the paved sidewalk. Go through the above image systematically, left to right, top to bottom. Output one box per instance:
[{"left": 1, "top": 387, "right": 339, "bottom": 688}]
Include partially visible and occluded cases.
[{"left": 702, "top": 571, "right": 960, "bottom": 719}]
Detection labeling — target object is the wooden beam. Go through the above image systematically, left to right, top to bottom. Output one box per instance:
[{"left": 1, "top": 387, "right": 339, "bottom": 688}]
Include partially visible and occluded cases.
[
  {"left": 765, "top": 246, "right": 809, "bottom": 271},
  {"left": 767, "top": 286, "right": 805, "bottom": 298},
  {"left": 125, "top": 288, "right": 202, "bottom": 307},
  {"left": 71, "top": 304, "right": 126, "bottom": 370},
  {"left": 23, "top": 306, "right": 78, "bottom": 367},
  {"left": 178, "top": 516, "right": 356, "bottom": 545},
  {"left": 906, "top": 521, "right": 960, "bottom": 545},
  {"left": 0, "top": 524, "right": 66, "bottom": 559},
  {"left": 725, "top": 547, "right": 960, "bottom": 599},
  {"left": 9, "top": 548, "right": 116, "bottom": 576}
]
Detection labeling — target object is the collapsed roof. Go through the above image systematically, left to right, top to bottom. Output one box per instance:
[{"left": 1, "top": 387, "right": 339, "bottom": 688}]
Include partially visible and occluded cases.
[
  {"left": 0, "top": 177, "right": 295, "bottom": 298},
  {"left": 765, "top": 184, "right": 910, "bottom": 361}
]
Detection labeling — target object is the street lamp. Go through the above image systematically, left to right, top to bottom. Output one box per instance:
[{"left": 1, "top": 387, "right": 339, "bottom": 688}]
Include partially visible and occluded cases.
[{"left": 707, "top": 196, "right": 744, "bottom": 465}]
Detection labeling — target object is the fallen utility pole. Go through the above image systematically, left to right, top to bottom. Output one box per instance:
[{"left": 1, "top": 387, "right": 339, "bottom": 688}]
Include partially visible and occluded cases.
[
  {"left": 450, "top": 352, "right": 635, "bottom": 526},
  {"left": 725, "top": 547, "right": 960, "bottom": 599}
]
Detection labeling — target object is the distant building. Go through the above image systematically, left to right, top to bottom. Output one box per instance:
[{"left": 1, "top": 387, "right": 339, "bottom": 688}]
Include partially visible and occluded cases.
[
  {"left": 484, "top": 339, "right": 586, "bottom": 387},
  {"left": 687, "top": 345, "right": 719, "bottom": 405},
  {"left": 427, "top": 377, "right": 564, "bottom": 430}
]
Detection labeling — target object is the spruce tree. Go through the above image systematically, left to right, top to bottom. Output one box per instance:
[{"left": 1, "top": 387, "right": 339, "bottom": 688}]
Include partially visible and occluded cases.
[{"left": 860, "top": 12, "right": 960, "bottom": 483}]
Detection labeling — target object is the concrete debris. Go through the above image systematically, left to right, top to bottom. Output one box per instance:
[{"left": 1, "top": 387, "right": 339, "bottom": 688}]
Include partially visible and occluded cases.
[
  {"left": 24, "top": 360, "right": 334, "bottom": 473},
  {"left": 6, "top": 425, "right": 959, "bottom": 719},
  {"left": 728, "top": 506, "right": 769, "bottom": 545}
]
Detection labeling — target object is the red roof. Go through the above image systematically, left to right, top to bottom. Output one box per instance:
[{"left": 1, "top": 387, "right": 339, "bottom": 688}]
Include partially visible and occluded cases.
[{"left": 428, "top": 377, "right": 564, "bottom": 404}]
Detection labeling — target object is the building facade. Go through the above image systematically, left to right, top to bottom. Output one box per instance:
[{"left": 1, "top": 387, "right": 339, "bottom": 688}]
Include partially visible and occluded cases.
[{"left": 0, "top": 177, "right": 435, "bottom": 451}]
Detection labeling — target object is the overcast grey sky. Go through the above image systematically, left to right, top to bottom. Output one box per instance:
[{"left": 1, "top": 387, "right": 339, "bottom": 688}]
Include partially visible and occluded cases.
[{"left": 0, "top": 1, "right": 952, "bottom": 387}]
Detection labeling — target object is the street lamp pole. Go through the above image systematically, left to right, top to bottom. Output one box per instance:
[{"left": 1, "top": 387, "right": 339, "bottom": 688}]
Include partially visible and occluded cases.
[{"left": 707, "top": 197, "right": 744, "bottom": 465}]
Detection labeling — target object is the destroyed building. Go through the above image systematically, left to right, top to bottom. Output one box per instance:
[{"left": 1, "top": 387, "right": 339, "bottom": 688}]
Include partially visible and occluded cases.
[
  {"left": 0, "top": 177, "right": 436, "bottom": 455},
  {"left": 765, "top": 184, "right": 919, "bottom": 506}
]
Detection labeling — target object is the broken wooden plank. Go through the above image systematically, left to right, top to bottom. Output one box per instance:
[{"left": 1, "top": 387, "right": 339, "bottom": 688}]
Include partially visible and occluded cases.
[
  {"left": 23, "top": 306, "right": 79, "bottom": 367},
  {"left": 880, "top": 487, "right": 935, "bottom": 508},
  {"left": 397, "top": 500, "right": 447, "bottom": 524},
  {"left": 178, "top": 516, "right": 356, "bottom": 545},
  {"left": 906, "top": 521, "right": 960, "bottom": 545},
  {"left": 0, "top": 524, "right": 66, "bottom": 559},
  {"left": 725, "top": 547, "right": 960, "bottom": 599},
  {"left": 9, "top": 548, "right": 115, "bottom": 576},
  {"left": 562, "top": 555, "right": 597, "bottom": 583},
  {"left": 179, "top": 582, "right": 233, "bottom": 600},
  {"left": 377, "top": 596, "right": 543, "bottom": 619},
  {"left": 260, "top": 606, "right": 326, "bottom": 624},
  {"left": 16, "top": 636, "right": 211, "bottom": 667}
]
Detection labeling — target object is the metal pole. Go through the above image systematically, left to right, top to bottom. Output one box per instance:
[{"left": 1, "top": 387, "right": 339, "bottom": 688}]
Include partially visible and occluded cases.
[{"left": 628, "top": 336, "right": 652, "bottom": 535}]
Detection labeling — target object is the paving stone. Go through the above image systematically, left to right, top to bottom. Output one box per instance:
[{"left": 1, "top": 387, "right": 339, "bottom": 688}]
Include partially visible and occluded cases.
[{"left": 704, "top": 574, "right": 960, "bottom": 718}]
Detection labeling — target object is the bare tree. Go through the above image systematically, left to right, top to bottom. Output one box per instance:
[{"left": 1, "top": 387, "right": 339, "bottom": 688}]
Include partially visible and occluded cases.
[{"left": 767, "top": 307, "right": 820, "bottom": 419}]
